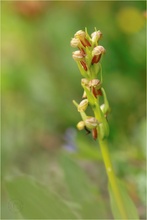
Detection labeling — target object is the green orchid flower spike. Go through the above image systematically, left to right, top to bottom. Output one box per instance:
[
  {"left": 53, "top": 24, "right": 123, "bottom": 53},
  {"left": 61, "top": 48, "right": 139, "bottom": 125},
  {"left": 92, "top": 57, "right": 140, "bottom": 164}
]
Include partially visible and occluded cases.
[
  {"left": 71, "top": 28, "right": 139, "bottom": 220},
  {"left": 71, "top": 28, "right": 109, "bottom": 140}
]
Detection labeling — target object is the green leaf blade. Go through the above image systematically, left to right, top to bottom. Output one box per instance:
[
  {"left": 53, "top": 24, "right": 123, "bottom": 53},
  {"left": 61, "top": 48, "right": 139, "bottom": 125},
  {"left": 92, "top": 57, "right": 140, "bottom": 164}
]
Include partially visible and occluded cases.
[
  {"left": 59, "top": 152, "right": 108, "bottom": 218},
  {"left": 59, "top": 153, "right": 92, "bottom": 203},
  {"left": 6, "top": 176, "right": 78, "bottom": 219},
  {"left": 108, "top": 178, "right": 140, "bottom": 220}
]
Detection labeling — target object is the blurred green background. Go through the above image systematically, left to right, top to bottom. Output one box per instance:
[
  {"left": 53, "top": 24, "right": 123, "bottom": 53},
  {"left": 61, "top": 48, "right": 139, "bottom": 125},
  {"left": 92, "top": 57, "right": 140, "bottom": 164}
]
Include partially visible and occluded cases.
[{"left": 1, "top": 1, "right": 146, "bottom": 219}]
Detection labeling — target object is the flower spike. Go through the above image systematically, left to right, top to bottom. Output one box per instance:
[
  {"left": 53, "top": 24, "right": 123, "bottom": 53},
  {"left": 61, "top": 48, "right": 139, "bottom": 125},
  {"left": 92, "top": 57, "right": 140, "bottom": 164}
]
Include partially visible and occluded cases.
[{"left": 71, "top": 28, "right": 110, "bottom": 140}]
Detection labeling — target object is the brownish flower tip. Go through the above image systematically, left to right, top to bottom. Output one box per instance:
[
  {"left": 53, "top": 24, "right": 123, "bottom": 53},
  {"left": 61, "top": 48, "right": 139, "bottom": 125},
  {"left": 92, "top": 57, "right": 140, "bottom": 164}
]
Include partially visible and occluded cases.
[
  {"left": 74, "top": 30, "right": 91, "bottom": 47},
  {"left": 81, "top": 38, "right": 91, "bottom": 47},
  {"left": 91, "top": 46, "right": 105, "bottom": 64},
  {"left": 80, "top": 48, "right": 86, "bottom": 56},
  {"left": 91, "top": 54, "right": 102, "bottom": 64},
  {"left": 80, "top": 61, "right": 88, "bottom": 71},
  {"left": 92, "top": 87, "right": 102, "bottom": 98},
  {"left": 92, "top": 87, "right": 97, "bottom": 98},
  {"left": 97, "top": 89, "right": 103, "bottom": 96},
  {"left": 92, "top": 128, "right": 98, "bottom": 140}
]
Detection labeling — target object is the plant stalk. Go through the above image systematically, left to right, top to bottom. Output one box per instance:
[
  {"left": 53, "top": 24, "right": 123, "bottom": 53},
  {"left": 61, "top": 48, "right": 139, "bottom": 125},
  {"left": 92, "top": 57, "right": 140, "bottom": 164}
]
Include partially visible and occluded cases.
[{"left": 98, "top": 138, "right": 128, "bottom": 219}]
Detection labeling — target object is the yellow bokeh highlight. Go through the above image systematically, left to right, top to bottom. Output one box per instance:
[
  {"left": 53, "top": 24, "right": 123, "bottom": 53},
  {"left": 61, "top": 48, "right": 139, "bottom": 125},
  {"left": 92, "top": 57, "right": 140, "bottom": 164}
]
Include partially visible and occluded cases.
[{"left": 117, "top": 7, "right": 145, "bottom": 34}]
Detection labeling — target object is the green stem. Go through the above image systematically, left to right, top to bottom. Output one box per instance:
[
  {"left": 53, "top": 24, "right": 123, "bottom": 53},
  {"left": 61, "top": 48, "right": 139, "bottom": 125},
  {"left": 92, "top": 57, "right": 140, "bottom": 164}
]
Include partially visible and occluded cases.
[
  {"left": 91, "top": 80, "right": 126, "bottom": 218},
  {"left": 98, "top": 138, "right": 128, "bottom": 219}
]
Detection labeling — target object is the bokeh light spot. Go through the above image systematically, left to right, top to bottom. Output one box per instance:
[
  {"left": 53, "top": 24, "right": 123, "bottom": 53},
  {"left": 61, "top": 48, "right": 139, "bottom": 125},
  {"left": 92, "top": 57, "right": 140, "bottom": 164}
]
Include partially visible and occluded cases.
[{"left": 116, "top": 7, "right": 145, "bottom": 34}]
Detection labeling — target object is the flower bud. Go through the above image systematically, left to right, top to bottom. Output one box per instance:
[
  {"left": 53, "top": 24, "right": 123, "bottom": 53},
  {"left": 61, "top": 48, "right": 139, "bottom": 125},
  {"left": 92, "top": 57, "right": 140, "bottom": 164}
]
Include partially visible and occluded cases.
[
  {"left": 74, "top": 30, "right": 91, "bottom": 47},
  {"left": 74, "top": 30, "right": 86, "bottom": 39},
  {"left": 91, "top": 30, "right": 102, "bottom": 43},
  {"left": 70, "top": 38, "right": 81, "bottom": 48},
  {"left": 92, "top": 46, "right": 106, "bottom": 56},
  {"left": 92, "top": 46, "right": 106, "bottom": 64},
  {"left": 72, "top": 50, "right": 84, "bottom": 61},
  {"left": 80, "top": 60, "right": 87, "bottom": 71},
  {"left": 81, "top": 78, "right": 89, "bottom": 87},
  {"left": 89, "top": 79, "right": 101, "bottom": 87},
  {"left": 89, "top": 80, "right": 102, "bottom": 97},
  {"left": 78, "top": 99, "right": 88, "bottom": 112},
  {"left": 85, "top": 117, "right": 98, "bottom": 130},
  {"left": 77, "top": 121, "right": 85, "bottom": 130},
  {"left": 92, "top": 127, "right": 98, "bottom": 140}
]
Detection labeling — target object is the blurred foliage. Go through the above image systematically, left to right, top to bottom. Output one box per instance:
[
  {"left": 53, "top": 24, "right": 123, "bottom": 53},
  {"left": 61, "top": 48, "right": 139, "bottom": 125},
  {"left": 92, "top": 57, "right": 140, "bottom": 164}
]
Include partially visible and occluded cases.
[{"left": 1, "top": 1, "right": 146, "bottom": 219}]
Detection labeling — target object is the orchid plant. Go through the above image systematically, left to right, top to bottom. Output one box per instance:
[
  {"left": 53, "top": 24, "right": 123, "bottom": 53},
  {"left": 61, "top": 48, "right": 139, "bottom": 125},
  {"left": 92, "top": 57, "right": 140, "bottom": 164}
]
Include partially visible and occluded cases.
[{"left": 71, "top": 28, "right": 139, "bottom": 220}]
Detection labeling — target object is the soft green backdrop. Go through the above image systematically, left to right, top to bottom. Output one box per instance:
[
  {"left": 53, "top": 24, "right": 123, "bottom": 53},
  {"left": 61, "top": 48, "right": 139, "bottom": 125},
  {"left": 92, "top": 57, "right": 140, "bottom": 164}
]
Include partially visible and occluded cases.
[{"left": 2, "top": 1, "right": 146, "bottom": 219}]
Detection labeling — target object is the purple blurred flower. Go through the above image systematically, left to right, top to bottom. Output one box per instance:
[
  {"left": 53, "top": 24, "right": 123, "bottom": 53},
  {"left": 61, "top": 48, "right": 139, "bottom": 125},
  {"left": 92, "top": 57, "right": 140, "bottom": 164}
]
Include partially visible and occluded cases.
[{"left": 62, "top": 127, "right": 77, "bottom": 152}]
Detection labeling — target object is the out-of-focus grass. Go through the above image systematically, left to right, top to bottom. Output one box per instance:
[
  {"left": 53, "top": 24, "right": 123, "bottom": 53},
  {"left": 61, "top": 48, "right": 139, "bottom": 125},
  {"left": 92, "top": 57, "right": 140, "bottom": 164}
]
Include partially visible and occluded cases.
[{"left": 1, "top": 1, "right": 146, "bottom": 219}]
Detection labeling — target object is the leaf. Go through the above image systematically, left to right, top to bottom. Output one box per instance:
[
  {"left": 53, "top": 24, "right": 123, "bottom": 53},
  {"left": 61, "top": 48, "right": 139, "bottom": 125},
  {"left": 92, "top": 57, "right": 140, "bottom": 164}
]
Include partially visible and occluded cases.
[
  {"left": 59, "top": 152, "right": 108, "bottom": 218},
  {"left": 59, "top": 152, "right": 93, "bottom": 203},
  {"left": 6, "top": 176, "right": 78, "bottom": 219},
  {"left": 108, "top": 178, "right": 139, "bottom": 219},
  {"left": 81, "top": 197, "right": 109, "bottom": 219}
]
